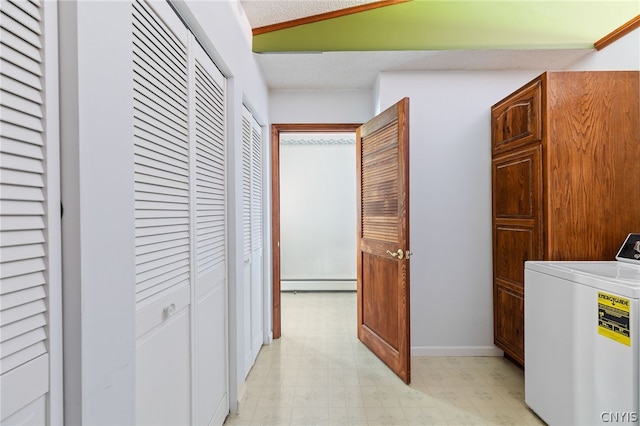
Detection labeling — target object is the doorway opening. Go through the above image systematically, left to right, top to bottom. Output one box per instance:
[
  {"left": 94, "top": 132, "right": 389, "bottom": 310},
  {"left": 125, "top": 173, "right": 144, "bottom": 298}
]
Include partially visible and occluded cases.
[{"left": 271, "top": 124, "right": 361, "bottom": 338}]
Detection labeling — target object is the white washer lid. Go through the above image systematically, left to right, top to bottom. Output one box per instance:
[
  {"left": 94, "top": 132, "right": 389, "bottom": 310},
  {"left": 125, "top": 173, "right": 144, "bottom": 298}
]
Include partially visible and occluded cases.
[{"left": 525, "top": 261, "right": 640, "bottom": 299}]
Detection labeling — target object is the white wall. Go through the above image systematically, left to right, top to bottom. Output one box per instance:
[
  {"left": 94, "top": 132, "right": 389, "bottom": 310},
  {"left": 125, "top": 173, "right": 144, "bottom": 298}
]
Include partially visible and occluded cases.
[
  {"left": 59, "top": 0, "right": 269, "bottom": 421},
  {"left": 59, "top": 2, "right": 137, "bottom": 424},
  {"left": 569, "top": 27, "right": 640, "bottom": 71},
  {"left": 376, "top": 71, "right": 544, "bottom": 355},
  {"left": 269, "top": 90, "right": 373, "bottom": 123},
  {"left": 280, "top": 138, "right": 357, "bottom": 290}
]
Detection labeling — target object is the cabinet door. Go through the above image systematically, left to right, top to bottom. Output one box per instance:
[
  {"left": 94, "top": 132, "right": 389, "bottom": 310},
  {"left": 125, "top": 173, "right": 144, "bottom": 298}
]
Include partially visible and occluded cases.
[
  {"left": 492, "top": 77, "right": 542, "bottom": 155},
  {"left": 493, "top": 145, "right": 543, "bottom": 223},
  {"left": 492, "top": 146, "right": 543, "bottom": 365},
  {"left": 492, "top": 146, "right": 543, "bottom": 282},
  {"left": 493, "top": 223, "right": 536, "bottom": 365},
  {"left": 494, "top": 224, "right": 539, "bottom": 287},
  {"left": 494, "top": 284, "right": 524, "bottom": 365}
]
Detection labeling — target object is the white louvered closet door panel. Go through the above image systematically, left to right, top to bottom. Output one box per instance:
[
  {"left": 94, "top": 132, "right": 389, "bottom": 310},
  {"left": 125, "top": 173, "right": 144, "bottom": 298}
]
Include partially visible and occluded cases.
[
  {"left": 0, "top": 0, "right": 51, "bottom": 422},
  {"left": 132, "top": 0, "right": 190, "bottom": 307},
  {"left": 133, "top": 2, "right": 192, "bottom": 425},
  {"left": 192, "top": 41, "right": 229, "bottom": 426},
  {"left": 194, "top": 57, "right": 225, "bottom": 279},
  {"left": 240, "top": 106, "right": 253, "bottom": 376},
  {"left": 241, "top": 106, "right": 252, "bottom": 260},
  {"left": 249, "top": 116, "right": 263, "bottom": 367},
  {"left": 250, "top": 117, "right": 262, "bottom": 252}
]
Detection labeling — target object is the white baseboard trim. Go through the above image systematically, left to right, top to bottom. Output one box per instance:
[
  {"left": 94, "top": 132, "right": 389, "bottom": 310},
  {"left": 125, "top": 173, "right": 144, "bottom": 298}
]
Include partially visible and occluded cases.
[
  {"left": 281, "top": 280, "right": 356, "bottom": 292},
  {"left": 411, "top": 346, "right": 504, "bottom": 357},
  {"left": 236, "top": 381, "right": 248, "bottom": 410}
]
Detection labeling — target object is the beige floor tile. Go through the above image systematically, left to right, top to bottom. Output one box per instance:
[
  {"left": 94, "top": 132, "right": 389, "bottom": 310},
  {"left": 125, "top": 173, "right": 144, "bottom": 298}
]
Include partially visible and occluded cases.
[
  {"left": 225, "top": 292, "right": 535, "bottom": 426},
  {"left": 437, "top": 404, "right": 483, "bottom": 421},
  {"left": 251, "top": 406, "right": 275, "bottom": 423},
  {"left": 365, "top": 406, "right": 408, "bottom": 425},
  {"left": 476, "top": 406, "right": 546, "bottom": 425},
  {"left": 291, "top": 407, "right": 330, "bottom": 425},
  {"left": 403, "top": 407, "right": 446, "bottom": 424},
  {"left": 343, "top": 410, "right": 369, "bottom": 425}
]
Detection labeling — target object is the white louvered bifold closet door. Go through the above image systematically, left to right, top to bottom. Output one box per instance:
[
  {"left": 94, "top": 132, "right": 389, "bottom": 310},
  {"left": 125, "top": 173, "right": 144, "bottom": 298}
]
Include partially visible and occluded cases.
[
  {"left": 1, "top": 0, "right": 53, "bottom": 423},
  {"left": 132, "top": 0, "right": 190, "bottom": 307},
  {"left": 132, "top": 1, "right": 192, "bottom": 425},
  {"left": 132, "top": 1, "right": 229, "bottom": 424},
  {"left": 192, "top": 41, "right": 228, "bottom": 426},
  {"left": 194, "top": 53, "right": 225, "bottom": 281},
  {"left": 241, "top": 105, "right": 263, "bottom": 375},
  {"left": 240, "top": 106, "right": 253, "bottom": 374},
  {"left": 241, "top": 108, "right": 252, "bottom": 260},
  {"left": 249, "top": 115, "right": 263, "bottom": 363},
  {"left": 250, "top": 117, "right": 262, "bottom": 253}
]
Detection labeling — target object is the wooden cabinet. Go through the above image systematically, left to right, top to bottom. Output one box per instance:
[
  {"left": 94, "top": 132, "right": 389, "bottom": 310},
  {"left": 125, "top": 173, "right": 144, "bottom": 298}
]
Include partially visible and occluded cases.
[{"left": 491, "top": 71, "right": 640, "bottom": 366}]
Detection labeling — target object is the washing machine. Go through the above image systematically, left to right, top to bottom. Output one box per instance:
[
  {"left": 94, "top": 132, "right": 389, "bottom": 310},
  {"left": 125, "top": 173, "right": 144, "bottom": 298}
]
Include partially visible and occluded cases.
[{"left": 524, "top": 234, "right": 640, "bottom": 425}]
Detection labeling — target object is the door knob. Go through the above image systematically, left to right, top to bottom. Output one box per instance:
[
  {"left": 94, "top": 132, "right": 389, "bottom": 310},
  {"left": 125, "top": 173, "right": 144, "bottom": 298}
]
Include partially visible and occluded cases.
[{"left": 386, "top": 249, "right": 404, "bottom": 260}]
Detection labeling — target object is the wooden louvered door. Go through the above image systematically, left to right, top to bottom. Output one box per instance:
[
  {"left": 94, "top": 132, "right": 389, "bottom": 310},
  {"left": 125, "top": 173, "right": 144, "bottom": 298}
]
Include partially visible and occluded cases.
[
  {"left": 1, "top": 0, "right": 62, "bottom": 423},
  {"left": 357, "top": 98, "right": 411, "bottom": 384}
]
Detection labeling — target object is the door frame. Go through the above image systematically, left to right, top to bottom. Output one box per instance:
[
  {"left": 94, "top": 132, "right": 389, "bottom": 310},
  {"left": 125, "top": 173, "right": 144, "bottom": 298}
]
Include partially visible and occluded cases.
[{"left": 270, "top": 123, "right": 361, "bottom": 338}]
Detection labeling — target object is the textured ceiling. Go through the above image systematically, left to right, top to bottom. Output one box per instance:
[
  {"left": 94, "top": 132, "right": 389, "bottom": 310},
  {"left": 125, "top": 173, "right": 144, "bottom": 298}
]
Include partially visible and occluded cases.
[
  {"left": 240, "top": 0, "right": 380, "bottom": 29},
  {"left": 255, "top": 49, "right": 593, "bottom": 90}
]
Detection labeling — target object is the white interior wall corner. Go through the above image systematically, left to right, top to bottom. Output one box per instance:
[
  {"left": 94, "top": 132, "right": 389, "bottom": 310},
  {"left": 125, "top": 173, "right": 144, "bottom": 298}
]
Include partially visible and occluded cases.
[
  {"left": 58, "top": 1, "right": 137, "bottom": 423},
  {"left": 569, "top": 27, "right": 640, "bottom": 71}
]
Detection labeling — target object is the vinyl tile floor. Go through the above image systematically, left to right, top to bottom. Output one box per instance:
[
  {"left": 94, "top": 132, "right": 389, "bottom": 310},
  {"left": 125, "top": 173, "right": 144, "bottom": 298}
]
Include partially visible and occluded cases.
[{"left": 224, "top": 292, "right": 545, "bottom": 425}]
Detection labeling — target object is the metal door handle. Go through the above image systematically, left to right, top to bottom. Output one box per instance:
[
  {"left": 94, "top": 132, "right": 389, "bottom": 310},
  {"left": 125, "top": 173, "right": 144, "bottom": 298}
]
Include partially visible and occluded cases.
[{"left": 386, "top": 249, "right": 404, "bottom": 260}]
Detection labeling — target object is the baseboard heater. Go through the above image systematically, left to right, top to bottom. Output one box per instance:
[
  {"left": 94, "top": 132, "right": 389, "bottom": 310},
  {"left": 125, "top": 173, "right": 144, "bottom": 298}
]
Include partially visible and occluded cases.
[{"left": 281, "top": 280, "right": 356, "bottom": 292}]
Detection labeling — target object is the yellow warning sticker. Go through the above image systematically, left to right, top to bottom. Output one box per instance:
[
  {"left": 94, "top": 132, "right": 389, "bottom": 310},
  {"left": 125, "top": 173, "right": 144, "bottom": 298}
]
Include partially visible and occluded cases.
[{"left": 598, "top": 292, "right": 631, "bottom": 346}]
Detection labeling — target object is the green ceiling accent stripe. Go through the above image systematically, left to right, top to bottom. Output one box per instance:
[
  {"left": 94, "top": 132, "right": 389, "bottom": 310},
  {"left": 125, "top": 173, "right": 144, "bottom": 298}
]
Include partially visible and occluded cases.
[{"left": 253, "top": 1, "right": 640, "bottom": 52}]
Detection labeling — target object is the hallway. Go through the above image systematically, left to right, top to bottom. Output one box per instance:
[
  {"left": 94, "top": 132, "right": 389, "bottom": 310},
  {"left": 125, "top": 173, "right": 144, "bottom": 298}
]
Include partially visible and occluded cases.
[{"left": 224, "top": 292, "right": 543, "bottom": 425}]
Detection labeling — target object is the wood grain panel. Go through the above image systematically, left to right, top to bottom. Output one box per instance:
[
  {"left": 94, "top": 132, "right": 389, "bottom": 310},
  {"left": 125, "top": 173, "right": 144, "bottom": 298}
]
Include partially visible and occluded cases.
[
  {"left": 252, "top": 0, "right": 410, "bottom": 35},
  {"left": 595, "top": 15, "right": 640, "bottom": 51},
  {"left": 545, "top": 72, "right": 640, "bottom": 261},
  {"left": 491, "top": 79, "right": 541, "bottom": 155},
  {"left": 361, "top": 122, "right": 399, "bottom": 242},
  {"left": 270, "top": 125, "right": 281, "bottom": 339},
  {"left": 493, "top": 146, "right": 541, "bottom": 220},
  {"left": 494, "top": 224, "right": 538, "bottom": 288},
  {"left": 362, "top": 252, "right": 399, "bottom": 349},
  {"left": 494, "top": 284, "right": 524, "bottom": 366}
]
